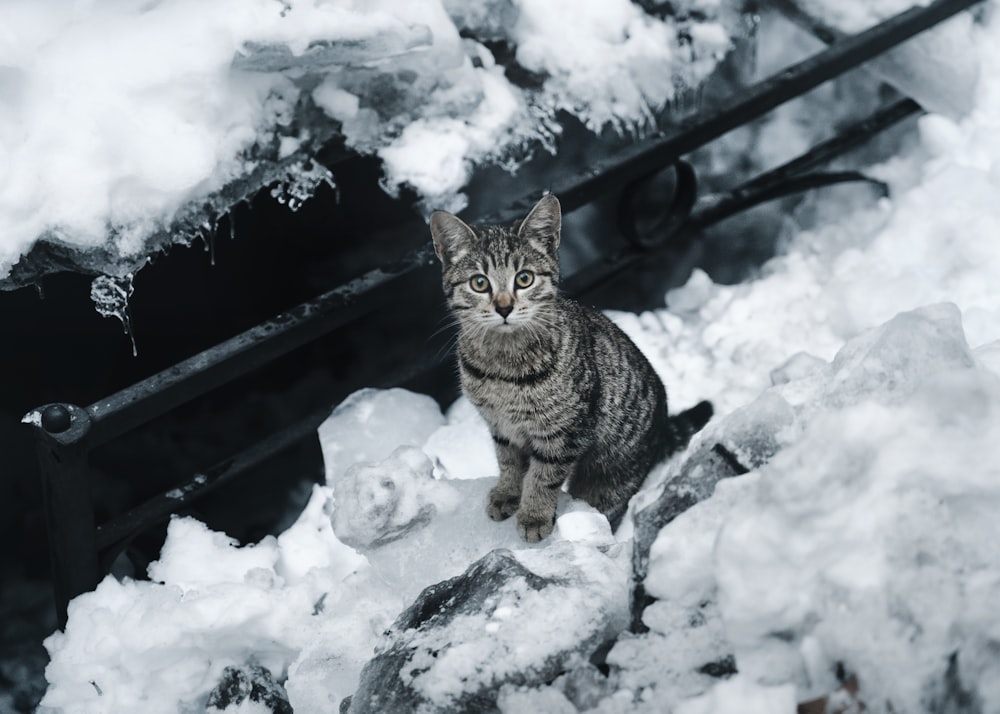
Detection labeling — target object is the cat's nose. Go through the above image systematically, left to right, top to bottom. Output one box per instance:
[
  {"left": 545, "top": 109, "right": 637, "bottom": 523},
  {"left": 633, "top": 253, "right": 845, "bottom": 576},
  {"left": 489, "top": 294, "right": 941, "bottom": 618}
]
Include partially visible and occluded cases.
[{"left": 495, "top": 292, "right": 514, "bottom": 319}]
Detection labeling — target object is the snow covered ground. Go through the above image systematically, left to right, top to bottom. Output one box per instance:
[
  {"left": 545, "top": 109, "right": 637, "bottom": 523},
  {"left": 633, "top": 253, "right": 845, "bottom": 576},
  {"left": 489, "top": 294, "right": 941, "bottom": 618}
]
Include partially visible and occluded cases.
[{"left": 29, "top": 2, "right": 1000, "bottom": 713}]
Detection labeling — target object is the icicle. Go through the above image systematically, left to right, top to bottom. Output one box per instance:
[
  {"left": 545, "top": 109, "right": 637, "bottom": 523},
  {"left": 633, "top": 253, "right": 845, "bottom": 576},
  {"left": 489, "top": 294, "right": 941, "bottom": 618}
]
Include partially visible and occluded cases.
[
  {"left": 270, "top": 160, "right": 336, "bottom": 212},
  {"left": 90, "top": 273, "right": 138, "bottom": 357}
]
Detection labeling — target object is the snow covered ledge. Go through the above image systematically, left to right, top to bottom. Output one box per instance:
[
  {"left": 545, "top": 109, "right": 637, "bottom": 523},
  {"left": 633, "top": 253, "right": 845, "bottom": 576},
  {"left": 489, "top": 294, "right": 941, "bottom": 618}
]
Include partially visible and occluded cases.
[{"left": 0, "top": 0, "right": 735, "bottom": 290}]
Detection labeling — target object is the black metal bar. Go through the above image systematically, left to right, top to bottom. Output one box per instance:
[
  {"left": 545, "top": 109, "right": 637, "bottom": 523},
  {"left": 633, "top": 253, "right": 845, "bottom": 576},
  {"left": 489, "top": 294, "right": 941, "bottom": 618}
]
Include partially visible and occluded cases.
[
  {"left": 564, "top": 95, "right": 922, "bottom": 296},
  {"left": 697, "top": 99, "right": 923, "bottom": 225},
  {"left": 618, "top": 160, "right": 699, "bottom": 249},
  {"left": 697, "top": 170, "right": 889, "bottom": 228},
  {"left": 83, "top": 253, "right": 434, "bottom": 446},
  {"left": 93, "top": 332, "right": 454, "bottom": 561},
  {"left": 95, "top": 403, "right": 329, "bottom": 561},
  {"left": 29, "top": 404, "right": 101, "bottom": 628}
]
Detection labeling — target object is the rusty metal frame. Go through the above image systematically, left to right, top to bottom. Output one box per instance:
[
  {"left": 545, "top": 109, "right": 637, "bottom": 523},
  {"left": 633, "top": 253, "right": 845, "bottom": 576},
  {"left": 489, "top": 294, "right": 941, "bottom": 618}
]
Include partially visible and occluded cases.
[{"left": 24, "top": 0, "right": 981, "bottom": 627}]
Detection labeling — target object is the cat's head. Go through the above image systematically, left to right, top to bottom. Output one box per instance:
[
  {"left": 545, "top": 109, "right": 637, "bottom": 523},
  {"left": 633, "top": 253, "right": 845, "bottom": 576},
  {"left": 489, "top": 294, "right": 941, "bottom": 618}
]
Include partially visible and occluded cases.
[{"left": 429, "top": 194, "right": 561, "bottom": 334}]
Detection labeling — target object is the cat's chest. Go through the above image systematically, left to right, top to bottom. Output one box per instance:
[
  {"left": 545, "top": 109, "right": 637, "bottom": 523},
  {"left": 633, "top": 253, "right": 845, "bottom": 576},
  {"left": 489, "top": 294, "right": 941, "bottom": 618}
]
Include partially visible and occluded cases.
[
  {"left": 459, "top": 349, "right": 583, "bottom": 441},
  {"left": 465, "top": 384, "right": 561, "bottom": 442}
]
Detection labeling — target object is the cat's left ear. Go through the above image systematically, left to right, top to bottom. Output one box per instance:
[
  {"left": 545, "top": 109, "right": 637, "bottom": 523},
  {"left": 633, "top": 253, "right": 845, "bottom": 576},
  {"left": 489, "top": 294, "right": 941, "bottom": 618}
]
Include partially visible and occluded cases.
[
  {"left": 518, "top": 193, "right": 561, "bottom": 255},
  {"left": 429, "top": 210, "right": 476, "bottom": 264}
]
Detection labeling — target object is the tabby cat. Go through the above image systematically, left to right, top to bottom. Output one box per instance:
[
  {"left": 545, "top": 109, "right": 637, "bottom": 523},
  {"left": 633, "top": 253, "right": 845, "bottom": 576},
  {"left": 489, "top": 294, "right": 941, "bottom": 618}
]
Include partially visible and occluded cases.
[{"left": 430, "top": 194, "right": 712, "bottom": 542}]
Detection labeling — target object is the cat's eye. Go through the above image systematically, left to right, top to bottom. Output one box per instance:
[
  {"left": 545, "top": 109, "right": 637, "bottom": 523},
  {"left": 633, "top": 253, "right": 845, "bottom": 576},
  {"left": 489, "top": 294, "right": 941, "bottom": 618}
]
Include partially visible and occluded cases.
[
  {"left": 514, "top": 270, "right": 534, "bottom": 289},
  {"left": 469, "top": 274, "right": 491, "bottom": 293}
]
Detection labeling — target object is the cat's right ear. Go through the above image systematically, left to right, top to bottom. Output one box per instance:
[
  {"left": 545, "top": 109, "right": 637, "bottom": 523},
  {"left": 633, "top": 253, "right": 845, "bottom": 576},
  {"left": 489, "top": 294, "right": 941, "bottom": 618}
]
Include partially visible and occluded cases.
[
  {"left": 518, "top": 193, "right": 561, "bottom": 255},
  {"left": 429, "top": 210, "right": 475, "bottom": 264}
]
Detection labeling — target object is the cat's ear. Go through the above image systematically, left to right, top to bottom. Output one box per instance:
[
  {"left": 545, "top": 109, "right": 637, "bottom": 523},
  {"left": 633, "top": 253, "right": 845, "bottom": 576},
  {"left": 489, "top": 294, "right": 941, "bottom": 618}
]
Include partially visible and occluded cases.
[
  {"left": 518, "top": 193, "right": 561, "bottom": 254},
  {"left": 429, "top": 210, "right": 476, "bottom": 264}
]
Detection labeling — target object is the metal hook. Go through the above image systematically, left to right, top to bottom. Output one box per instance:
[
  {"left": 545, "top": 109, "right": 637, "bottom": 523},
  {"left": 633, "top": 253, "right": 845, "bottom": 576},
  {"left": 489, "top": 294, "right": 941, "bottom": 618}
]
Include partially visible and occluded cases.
[{"left": 618, "top": 160, "right": 698, "bottom": 250}]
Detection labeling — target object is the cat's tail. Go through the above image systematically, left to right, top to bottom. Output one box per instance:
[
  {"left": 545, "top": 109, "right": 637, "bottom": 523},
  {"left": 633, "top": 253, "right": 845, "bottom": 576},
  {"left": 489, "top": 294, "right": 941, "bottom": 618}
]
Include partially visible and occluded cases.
[{"left": 668, "top": 400, "right": 713, "bottom": 449}]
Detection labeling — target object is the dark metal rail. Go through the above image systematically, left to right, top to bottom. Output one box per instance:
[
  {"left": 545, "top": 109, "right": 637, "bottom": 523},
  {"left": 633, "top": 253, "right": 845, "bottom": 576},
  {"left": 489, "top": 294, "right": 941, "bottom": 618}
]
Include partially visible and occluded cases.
[{"left": 25, "top": 0, "right": 980, "bottom": 627}]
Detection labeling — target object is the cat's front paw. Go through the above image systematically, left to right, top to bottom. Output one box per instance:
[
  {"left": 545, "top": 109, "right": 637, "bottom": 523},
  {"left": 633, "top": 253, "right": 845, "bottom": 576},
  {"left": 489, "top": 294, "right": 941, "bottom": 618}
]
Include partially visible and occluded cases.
[
  {"left": 487, "top": 488, "right": 519, "bottom": 521},
  {"left": 517, "top": 513, "right": 554, "bottom": 543}
]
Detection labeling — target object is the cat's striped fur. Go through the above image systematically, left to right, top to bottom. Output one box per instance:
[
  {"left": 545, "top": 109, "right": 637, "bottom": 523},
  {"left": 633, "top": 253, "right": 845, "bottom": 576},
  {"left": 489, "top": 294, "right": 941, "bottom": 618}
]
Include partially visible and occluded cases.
[{"left": 430, "top": 194, "right": 712, "bottom": 542}]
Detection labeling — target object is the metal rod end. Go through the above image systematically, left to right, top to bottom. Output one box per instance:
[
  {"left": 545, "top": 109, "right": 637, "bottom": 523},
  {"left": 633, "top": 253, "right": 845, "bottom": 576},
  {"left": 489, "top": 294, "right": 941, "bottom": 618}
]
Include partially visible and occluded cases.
[{"left": 40, "top": 404, "right": 73, "bottom": 434}]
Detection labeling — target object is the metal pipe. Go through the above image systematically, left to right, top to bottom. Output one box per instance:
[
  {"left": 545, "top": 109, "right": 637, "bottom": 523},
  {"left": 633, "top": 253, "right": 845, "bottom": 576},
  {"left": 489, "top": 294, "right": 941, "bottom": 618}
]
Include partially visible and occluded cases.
[
  {"left": 566, "top": 96, "right": 923, "bottom": 296},
  {"left": 29, "top": 404, "right": 101, "bottom": 628}
]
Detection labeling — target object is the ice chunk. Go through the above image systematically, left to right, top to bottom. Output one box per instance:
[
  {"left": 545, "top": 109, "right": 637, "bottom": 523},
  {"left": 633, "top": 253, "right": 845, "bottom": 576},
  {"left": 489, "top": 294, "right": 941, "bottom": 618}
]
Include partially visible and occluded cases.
[
  {"left": 443, "top": 0, "right": 520, "bottom": 42},
  {"left": 90, "top": 273, "right": 138, "bottom": 356},
  {"left": 823, "top": 302, "right": 975, "bottom": 407},
  {"left": 769, "top": 351, "right": 827, "bottom": 386},
  {"left": 318, "top": 388, "right": 445, "bottom": 485},
  {"left": 422, "top": 396, "right": 498, "bottom": 479},
  {"left": 331, "top": 446, "right": 458, "bottom": 549},
  {"left": 351, "top": 475, "right": 542, "bottom": 603}
]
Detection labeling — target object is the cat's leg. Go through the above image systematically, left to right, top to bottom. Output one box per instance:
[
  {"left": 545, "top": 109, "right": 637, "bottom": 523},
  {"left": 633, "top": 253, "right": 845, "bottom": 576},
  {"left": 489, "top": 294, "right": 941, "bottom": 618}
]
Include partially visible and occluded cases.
[
  {"left": 487, "top": 435, "right": 527, "bottom": 521},
  {"left": 517, "top": 456, "right": 574, "bottom": 542},
  {"left": 568, "top": 458, "right": 645, "bottom": 532}
]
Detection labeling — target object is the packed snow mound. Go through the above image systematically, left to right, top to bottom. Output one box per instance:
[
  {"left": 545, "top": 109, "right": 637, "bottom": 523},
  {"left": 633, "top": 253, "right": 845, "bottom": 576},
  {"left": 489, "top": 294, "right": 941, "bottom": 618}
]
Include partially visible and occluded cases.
[
  {"left": 0, "top": 0, "right": 736, "bottom": 287},
  {"left": 637, "top": 303, "right": 1000, "bottom": 711},
  {"left": 40, "top": 386, "right": 619, "bottom": 713},
  {"left": 331, "top": 445, "right": 454, "bottom": 549}
]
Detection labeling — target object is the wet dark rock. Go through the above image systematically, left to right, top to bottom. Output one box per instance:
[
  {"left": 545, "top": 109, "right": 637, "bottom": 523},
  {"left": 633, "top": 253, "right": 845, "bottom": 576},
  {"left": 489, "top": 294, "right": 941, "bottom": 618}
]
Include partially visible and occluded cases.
[
  {"left": 348, "top": 547, "right": 626, "bottom": 713},
  {"left": 698, "top": 654, "right": 737, "bottom": 679},
  {"left": 206, "top": 663, "right": 292, "bottom": 714}
]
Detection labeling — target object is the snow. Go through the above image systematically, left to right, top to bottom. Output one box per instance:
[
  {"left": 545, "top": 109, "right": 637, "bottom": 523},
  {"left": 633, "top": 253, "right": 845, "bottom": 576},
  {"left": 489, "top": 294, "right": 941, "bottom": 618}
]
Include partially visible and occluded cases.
[
  {"left": 0, "top": 0, "right": 731, "bottom": 283},
  {"left": 33, "top": 1, "right": 1000, "bottom": 712},
  {"left": 317, "top": 387, "right": 445, "bottom": 484},
  {"left": 675, "top": 674, "right": 797, "bottom": 714}
]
